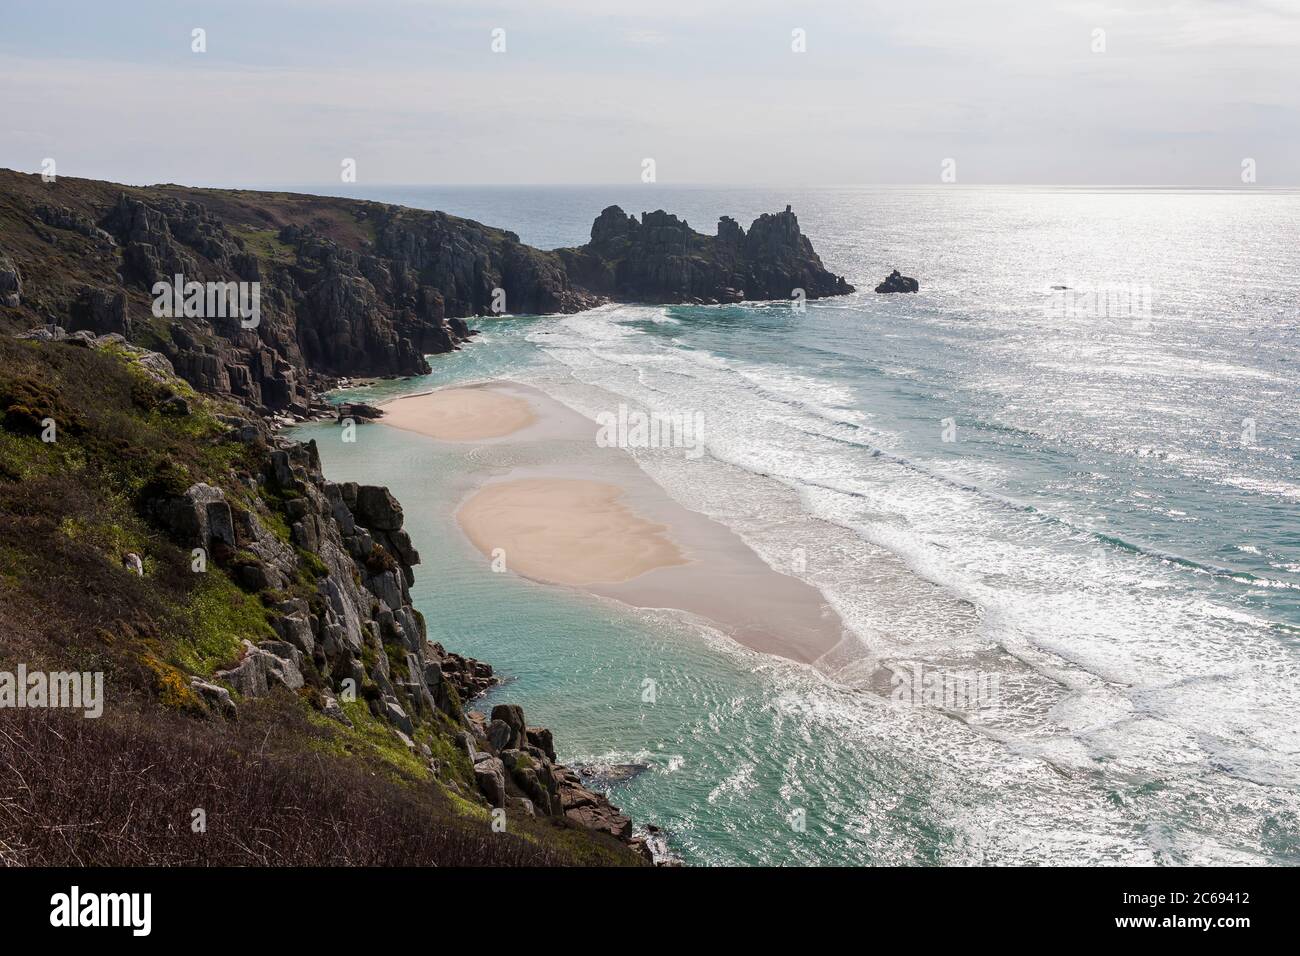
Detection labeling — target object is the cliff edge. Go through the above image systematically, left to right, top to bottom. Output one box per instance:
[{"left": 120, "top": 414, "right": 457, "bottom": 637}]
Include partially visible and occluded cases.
[
  {"left": 0, "top": 170, "right": 852, "bottom": 420},
  {"left": 0, "top": 332, "right": 655, "bottom": 865}
]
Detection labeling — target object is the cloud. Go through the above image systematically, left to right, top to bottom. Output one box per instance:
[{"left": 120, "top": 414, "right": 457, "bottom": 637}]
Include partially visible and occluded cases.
[{"left": 0, "top": 0, "right": 1295, "bottom": 185}]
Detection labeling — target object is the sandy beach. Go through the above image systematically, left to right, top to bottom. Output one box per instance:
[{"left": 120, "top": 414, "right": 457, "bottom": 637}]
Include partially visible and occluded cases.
[
  {"left": 380, "top": 381, "right": 849, "bottom": 667},
  {"left": 380, "top": 385, "right": 537, "bottom": 441},
  {"left": 458, "top": 478, "right": 687, "bottom": 585}
]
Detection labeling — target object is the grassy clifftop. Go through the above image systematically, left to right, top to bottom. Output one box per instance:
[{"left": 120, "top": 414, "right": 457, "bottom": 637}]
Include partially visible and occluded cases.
[{"left": 0, "top": 335, "right": 644, "bottom": 866}]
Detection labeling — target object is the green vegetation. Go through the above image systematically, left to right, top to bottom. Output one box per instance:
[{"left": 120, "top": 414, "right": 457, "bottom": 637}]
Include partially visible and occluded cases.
[
  {"left": 233, "top": 226, "right": 296, "bottom": 264},
  {"left": 0, "top": 335, "right": 644, "bottom": 867},
  {"left": 0, "top": 336, "right": 269, "bottom": 688},
  {"left": 0, "top": 426, "right": 77, "bottom": 481},
  {"left": 57, "top": 514, "right": 149, "bottom": 566},
  {"left": 297, "top": 547, "right": 330, "bottom": 580},
  {"left": 173, "top": 572, "right": 275, "bottom": 675},
  {"left": 310, "top": 699, "right": 433, "bottom": 782}
]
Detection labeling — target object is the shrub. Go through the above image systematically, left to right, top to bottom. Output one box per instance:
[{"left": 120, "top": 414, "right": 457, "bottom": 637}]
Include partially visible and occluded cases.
[{"left": 0, "top": 708, "right": 578, "bottom": 866}]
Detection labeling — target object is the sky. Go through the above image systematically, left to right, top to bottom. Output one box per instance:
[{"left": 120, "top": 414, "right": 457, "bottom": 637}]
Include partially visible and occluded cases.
[{"left": 1, "top": 0, "right": 1297, "bottom": 187}]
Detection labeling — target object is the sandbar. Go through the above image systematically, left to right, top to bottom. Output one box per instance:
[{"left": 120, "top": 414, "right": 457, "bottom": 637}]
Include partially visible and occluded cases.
[{"left": 380, "top": 386, "right": 537, "bottom": 441}]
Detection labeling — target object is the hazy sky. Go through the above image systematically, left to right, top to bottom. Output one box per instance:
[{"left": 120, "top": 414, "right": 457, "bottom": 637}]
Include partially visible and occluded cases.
[{"left": 2, "top": 0, "right": 1297, "bottom": 186}]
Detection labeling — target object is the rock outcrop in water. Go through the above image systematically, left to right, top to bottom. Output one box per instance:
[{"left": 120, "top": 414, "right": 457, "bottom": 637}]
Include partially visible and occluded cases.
[
  {"left": 0, "top": 170, "right": 852, "bottom": 423},
  {"left": 559, "top": 204, "right": 854, "bottom": 304},
  {"left": 875, "top": 269, "right": 919, "bottom": 293}
]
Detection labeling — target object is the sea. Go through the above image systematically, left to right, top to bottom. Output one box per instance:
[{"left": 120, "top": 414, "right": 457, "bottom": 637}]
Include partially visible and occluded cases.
[{"left": 288, "top": 184, "right": 1300, "bottom": 866}]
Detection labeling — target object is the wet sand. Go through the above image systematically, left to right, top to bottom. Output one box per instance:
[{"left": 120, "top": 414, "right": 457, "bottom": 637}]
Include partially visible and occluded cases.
[
  {"left": 383, "top": 381, "right": 850, "bottom": 667},
  {"left": 380, "top": 385, "right": 537, "bottom": 441},
  {"left": 458, "top": 478, "right": 688, "bottom": 585}
]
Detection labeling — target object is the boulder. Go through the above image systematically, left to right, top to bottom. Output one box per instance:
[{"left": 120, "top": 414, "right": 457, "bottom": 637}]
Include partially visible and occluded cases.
[
  {"left": 874, "top": 269, "right": 919, "bottom": 294},
  {"left": 69, "top": 287, "right": 131, "bottom": 336},
  {"left": 16, "top": 324, "right": 65, "bottom": 342},
  {"left": 129, "top": 349, "right": 177, "bottom": 385},
  {"left": 336, "top": 402, "right": 383, "bottom": 421},
  {"left": 162, "top": 483, "right": 236, "bottom": 552},
  {"left": 353, "top": 485, "right": 404, "bottom": 531},
  {"left": 271, "top": 611, "right": 316, "bottom": 658},
  {"left": 215, "top": 640, "right": 305, "bottom": 697},
  {"left": 257, "top": 640, "right": 305, "bottom": 673},
  {"left": 189, "top": 678, "right": 238, "bottom": 719},
  {"left": 321, "top": 693, "right": 351, "bottom": 726},
  {"left": 382, "top": 696, "right": 414, "bottom": 736},
  {"left": 490, "top": 703, "right": 526, "bottom": 750},
  {"left": 486, "top": 718, "right": 514, "bottom": 753},
  {"left": 525, "top": 726, "right": 556, "bottom": 762},
  {"left": 455, "top": 730, "right": 477, "bottom": 760},
  {"left": 473, "top": 757, "right": 508, "bottom": 808},
  {"left": 511, "top": 766, "right": 555, "bottom": 816},
  {"left": 507, "top": 796, "right": 536, "bottom": 818},
  {"left": 562, "top": 799, "right": 634, "bottom": 840}
]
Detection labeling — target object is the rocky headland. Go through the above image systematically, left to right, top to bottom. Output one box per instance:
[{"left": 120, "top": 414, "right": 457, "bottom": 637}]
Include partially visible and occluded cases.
[
  {"left": 0, "top": 169, "right": 853, "bottom": 423},
  {"left": 0, "top": 170, "right": 855, "bottom": 864},
  {"left": 557, "top": 203, "right": 854, "bottom": 304}
]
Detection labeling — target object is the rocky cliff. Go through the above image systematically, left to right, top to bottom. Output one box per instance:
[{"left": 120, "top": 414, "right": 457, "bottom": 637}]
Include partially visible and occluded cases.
[
  {"left": 0, "top": 170, "right": 852, "bottom": 420},
  {"left": 0, "top": 172, "right": 851, "bottom": 864},
  {"left": 559, "top": 204, "right": 854, "bottom": 304},
  {"left": 0, "top": 330, "right": 656, "bottom": 865}
]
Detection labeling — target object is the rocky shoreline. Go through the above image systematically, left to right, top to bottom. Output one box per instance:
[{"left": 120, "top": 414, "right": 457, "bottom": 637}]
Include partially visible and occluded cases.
[
  {"left": 1, "top": 169, "right": 852, "bottom": 423},
  {"left": 0, "top": 172, "right": 857, "bottom": 864},
  {"left": 9, "top": 323, "right": 668, "bottom": 863},
  {"left": 431, "top": 641, "right": 671, "bottom": 862}
]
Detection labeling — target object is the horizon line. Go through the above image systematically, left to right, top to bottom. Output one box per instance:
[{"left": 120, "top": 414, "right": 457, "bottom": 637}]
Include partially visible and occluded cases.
[{"left": 3, "top": 170, "right": 1296, "bottom": 193}]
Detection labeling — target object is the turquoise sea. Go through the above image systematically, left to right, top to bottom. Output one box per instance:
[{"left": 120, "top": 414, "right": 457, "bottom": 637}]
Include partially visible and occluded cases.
[{"left": 291, "top": 185, "right": 1300, "bottom": 865}]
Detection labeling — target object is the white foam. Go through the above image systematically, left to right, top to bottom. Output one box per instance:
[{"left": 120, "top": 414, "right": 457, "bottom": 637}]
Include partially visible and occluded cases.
[{"left": 520, "top": 298, "right": 1300, "bottom": 863}]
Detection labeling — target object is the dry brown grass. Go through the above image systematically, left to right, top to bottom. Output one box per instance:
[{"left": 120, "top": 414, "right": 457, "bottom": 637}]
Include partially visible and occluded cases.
[{"left": 0, "top": 706, "right": 573, "bottom": 867}]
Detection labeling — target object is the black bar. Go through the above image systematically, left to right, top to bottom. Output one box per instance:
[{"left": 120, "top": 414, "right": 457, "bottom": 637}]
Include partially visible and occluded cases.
[{"left": 0, "top": 866, "right": 1281, "bottom": 942}]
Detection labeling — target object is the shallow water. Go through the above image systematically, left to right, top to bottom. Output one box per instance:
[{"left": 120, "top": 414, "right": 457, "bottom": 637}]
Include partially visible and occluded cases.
[{"left": 293, "top": 185, "right": 1300, "bottom": 865}]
